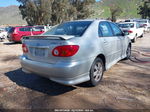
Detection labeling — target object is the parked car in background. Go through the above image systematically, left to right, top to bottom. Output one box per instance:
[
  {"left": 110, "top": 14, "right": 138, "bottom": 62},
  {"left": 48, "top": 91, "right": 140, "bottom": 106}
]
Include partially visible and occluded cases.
[
  {"left": 20, "top": 19, "right": 131, "bottom": 86},
  {"left": 124, "top": 19, "right": 139, "bottom": 22},
  {"left": 136, "top": 19, "right": 150, "bottom": 32},
  {"left": 118, "top": 22, "right": 144, "bottom": 43},
  {"left": 7, "top": 26, "right": 45, "bottom": 42},
  {"left": 0, "top": 28, "right": 8, "bottom": 41}
]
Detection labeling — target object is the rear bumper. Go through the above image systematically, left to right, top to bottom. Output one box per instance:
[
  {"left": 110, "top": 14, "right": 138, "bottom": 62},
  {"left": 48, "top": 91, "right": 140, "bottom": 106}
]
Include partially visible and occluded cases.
[
  {"left": 127, "top": 35, "right": 135, "bottom": 40},
  {"left": 20, "top": 56, "right": 93, "bottom": 85}
]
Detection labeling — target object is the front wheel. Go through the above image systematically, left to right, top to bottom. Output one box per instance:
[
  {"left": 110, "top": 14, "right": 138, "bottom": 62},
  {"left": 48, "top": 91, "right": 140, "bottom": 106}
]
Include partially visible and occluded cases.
[
  {"left": 125, "top": 45, "right": 131, "bottom": 60},
  {"left": 89, "top": 58, "right": 104, "bottom": 86}
]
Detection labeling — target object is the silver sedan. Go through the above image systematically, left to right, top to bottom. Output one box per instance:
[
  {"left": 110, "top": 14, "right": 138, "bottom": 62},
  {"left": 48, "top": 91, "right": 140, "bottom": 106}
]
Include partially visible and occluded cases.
[{"left": 20, "top": 19, "right": 131, "bottom": 86}]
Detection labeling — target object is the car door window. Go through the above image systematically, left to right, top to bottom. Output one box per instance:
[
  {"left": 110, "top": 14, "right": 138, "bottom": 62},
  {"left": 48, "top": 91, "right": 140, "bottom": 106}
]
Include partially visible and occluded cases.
[
  {"left": 99, "top": 22, "right": 113, "bottom": 37},
  {"left": 109, "top": 23, "right": 123, "bottom": 36},
  {"left": 136, "top": 23, "right": 140, "bottom": 28},
  {"left": 24, "top": 27, "right": 31, "bottom": 31},
  {"left": 19, "top": 28, "right": 25, "bottom": 31}
]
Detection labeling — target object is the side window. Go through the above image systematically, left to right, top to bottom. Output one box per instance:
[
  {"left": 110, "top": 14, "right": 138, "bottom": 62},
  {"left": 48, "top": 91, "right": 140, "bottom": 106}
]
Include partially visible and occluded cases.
[
  {"left": 99, "top": 22, "right": 113, "bottom": 37},
  {"left": 109, "top": 23, "right": 123, "bottom": 36},
  {"left": 136, "top": 23, "right": 140, "bottom": 28},
  {"left": 19, "top": 27, "right": 31, "bottom": 32},
  {"left": 24, "top": 27, "right": 31, "bottom": 31},
  {"left": 26, "top": 27, "right": 32, "bottom": 31},
  {"left": 32, "top": 27, "right": 43, "bottom": 31},
  {"left": 19, "top": 28, "right": 25, "bottom": 31}
]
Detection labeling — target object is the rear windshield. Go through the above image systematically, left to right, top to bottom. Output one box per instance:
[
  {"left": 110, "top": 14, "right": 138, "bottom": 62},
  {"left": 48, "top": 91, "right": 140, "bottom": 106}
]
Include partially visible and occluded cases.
[
  {"left": 137, "top": 20, "right": 147, "bottom": 24},
  {"left": 43, "top": 21, "right": 92, "bottom": 37},
  {"left": 119, "top": 23, "right": 134, "bottom": 28},
  {"left": 8, "top": 27, "right": 15, "bottom": 33}
]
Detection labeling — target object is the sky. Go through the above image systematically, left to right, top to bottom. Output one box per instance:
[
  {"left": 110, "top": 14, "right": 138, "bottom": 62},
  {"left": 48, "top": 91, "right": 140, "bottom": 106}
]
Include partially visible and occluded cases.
[
  {"left": 0, "top": 0, "right": 100, "bottom": 7},
  {"left": 0, "top": 0, "right": 20, "bottom": 7}
]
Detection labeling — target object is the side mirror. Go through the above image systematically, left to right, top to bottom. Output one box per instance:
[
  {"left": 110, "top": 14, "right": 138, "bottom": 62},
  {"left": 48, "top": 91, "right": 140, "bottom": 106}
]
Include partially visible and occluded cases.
[{"left": 123, "top": 31, "right": 129, "bottom": 36}]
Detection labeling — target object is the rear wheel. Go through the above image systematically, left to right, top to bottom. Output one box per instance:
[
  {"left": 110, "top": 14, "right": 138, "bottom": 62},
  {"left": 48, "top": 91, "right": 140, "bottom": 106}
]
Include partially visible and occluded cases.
[
  {"left": 140, "top": 33, "right": 144, "bottom": 38},
  {"left": 89, "top": 58, "right": 104, "bottom": 86}
]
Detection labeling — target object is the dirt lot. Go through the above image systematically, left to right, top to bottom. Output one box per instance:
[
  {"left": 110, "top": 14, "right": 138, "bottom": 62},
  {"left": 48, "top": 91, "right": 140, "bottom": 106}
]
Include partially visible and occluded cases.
[{"left": 0, "top": 33, "right": 150, "bottom": 111}]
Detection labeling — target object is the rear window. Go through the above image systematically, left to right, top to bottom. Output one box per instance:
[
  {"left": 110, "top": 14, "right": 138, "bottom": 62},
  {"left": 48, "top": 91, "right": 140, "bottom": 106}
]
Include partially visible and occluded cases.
[
  {"left": 137, "top": 20, "right": 147, "bottom": 24},
  {"left": 43, "top": 21, "right": 92, "bottom": 37},
  {"left": 119, "top": 23, "right": 134, "bottom": 28},
  {"left": 32, "top": 26, "right": 44, "bottom": 31},
  {"left": 8, "top": 27, "right": 15, "bottom": 33}
]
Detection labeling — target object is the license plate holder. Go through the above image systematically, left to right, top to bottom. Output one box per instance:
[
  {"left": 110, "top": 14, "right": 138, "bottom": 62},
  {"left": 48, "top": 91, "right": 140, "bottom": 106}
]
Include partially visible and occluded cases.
[{"left": 34, "top": 48, "right": 46, "bottom": 57}]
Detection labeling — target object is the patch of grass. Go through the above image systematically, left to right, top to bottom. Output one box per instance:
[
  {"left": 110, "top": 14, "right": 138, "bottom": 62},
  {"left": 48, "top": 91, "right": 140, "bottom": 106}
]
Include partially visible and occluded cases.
[{"left": 89, "top": 0, "right": 142, "bottom": 19}]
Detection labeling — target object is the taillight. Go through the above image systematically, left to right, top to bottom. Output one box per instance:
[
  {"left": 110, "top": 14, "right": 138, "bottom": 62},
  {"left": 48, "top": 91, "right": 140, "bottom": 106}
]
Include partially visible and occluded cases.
[
  {"left": 14, "top": 29, "right": 18, "bottom": 34},
  {"left": 128, "top": 30, "right": 133, "bottom": 33},
  {"left": 22, "top": 44, "right": 28, "bottom": 53},
  {"left": 52, "top": 45, "right": 79, "bottom": 57}
]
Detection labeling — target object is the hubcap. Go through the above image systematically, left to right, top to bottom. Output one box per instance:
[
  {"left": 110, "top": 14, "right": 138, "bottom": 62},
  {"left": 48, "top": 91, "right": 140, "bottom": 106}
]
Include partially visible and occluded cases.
[{"left": 93, "top": 62, "right": 103, "bottom": 82}]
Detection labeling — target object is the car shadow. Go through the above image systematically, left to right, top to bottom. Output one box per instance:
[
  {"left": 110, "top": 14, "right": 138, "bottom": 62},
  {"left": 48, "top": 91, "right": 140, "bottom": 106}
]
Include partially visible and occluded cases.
[
  {"left": 3, "top": 42, "right": 21, "bottom": 45},
  {"left": 5, "top": 68, "right": 76, "bottom": 96}
]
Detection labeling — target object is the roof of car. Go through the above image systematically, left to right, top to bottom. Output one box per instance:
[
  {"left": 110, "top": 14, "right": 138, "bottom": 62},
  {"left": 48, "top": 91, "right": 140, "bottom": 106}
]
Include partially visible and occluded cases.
[
  {"left": 68, "top": 19, "right": 108, "bottom": 22},
  {"left": 119, "top": 22, "right": 137, "bottom": 24}
]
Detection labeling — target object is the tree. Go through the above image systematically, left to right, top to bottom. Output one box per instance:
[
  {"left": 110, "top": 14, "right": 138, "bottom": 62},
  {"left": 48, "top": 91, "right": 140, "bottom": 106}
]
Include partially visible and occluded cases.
[
  {"left": 17, "top": 0, "right": 95, "bottom": 25},
  {"left": 18, "top": 0, "right": 53, "bottom": 25},
  {"left": 51, "top": 0, "right": 77, "bottom": 25},
  {"left": 70, "top": 0, "right": 95, "bottom": 19},
  {"left": 138, "top": 0, "right": 150, "bottom": 19},
  {"left": 109, "top": 4, "right": 123, "bottom": 22}
]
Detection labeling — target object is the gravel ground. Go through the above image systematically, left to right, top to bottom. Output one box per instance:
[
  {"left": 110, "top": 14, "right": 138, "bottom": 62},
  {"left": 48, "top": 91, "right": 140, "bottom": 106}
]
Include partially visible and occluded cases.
[{"left": 0, "top": 33, "right": 150, "bottom": 111}]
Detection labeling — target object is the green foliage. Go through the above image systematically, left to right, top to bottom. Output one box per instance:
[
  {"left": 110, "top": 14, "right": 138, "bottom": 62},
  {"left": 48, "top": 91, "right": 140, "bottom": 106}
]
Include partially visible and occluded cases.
[
  {"left": 17, "top": 0, "right": 95, "bottom": 25},
  {"left": 89, "top": 0, "right": 142, "bottom": 19},
  {"left": 138, "top": 0, "right": 150, "bottom": 19}
]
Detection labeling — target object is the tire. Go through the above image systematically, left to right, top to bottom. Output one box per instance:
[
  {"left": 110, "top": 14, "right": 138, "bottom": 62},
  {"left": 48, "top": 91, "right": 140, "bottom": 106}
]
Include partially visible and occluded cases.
[
  {"left": 140, "top": 33, "right": 143, "bottom": 38},
  {"left": 132, "top": 35, "right": 137, "bottom": 43},
  {"left": 125, "top": 45, "right": 131, "bottom": 60},
  {"left": 89, "top": 58, "right": 104, "bottom": 86}
]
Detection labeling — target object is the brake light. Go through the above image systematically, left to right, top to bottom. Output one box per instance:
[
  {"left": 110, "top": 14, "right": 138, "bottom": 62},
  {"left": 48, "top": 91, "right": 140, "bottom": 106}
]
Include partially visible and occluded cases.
[
  {"left": 143, "top": 24, "right": 147, "bottom": 26},
  {"left": 14, "top": 29, "right": 18, "bottom": 34},
  {"left": 128, "top": 30, "right": 133, "bottom": 33},
  {"left": 22, "top": 44, "right": 28, "bottom": 53},
  {"left": 52, "top": 45, "right": 79, "bottom": 57}
]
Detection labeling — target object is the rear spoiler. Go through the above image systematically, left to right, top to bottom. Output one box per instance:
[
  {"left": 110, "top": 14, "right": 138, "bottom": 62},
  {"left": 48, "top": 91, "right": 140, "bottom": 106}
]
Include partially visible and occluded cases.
[{"left": 22, "top": 35, "right": 75, "bottom": 40}]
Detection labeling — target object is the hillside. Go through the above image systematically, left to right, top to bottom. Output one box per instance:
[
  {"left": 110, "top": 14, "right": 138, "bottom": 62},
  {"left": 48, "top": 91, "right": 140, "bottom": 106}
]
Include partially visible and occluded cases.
[
  {"left": 0, "top": 0, "right": 143, "bottom": 25},
  {"left": 90, "top": 0, "right": 142, "bottom": 19},
  {"left": 0, "top": 5, "right": 26, "bottom": 25}
]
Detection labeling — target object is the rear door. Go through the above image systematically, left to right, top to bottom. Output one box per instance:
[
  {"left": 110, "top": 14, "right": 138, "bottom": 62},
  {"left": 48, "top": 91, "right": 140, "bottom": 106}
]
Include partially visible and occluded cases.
[
  {"left": 98, "top": 21, "right": 119, "bottom": 67},
  {"left": 109, "top": 22, "right": 126, "bottom": 58},
  {"left": 136, "top": 23, "right": 143, "bottom": 37},
  {"left": 19, "top": 27, "right": 32, "bottom": 37}
]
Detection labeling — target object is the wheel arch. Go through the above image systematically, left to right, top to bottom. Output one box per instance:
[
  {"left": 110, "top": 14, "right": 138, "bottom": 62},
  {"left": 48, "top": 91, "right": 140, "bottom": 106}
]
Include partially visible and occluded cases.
[{"left": 96, "top": 54, "right": 106, "bottom": 71}]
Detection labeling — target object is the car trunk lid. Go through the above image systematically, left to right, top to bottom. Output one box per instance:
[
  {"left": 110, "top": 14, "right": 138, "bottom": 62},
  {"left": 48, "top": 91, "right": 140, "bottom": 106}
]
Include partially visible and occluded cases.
[{"left": 22, "top": 35, "right": 76, "bottom": 64}]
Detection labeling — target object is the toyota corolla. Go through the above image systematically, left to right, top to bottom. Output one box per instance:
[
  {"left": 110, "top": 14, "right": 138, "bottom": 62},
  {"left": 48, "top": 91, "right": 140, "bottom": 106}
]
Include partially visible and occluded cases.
[{"left": 20, "top": 19, "right": 131, "bottom": 86}]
